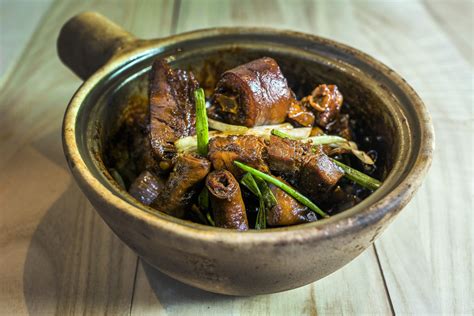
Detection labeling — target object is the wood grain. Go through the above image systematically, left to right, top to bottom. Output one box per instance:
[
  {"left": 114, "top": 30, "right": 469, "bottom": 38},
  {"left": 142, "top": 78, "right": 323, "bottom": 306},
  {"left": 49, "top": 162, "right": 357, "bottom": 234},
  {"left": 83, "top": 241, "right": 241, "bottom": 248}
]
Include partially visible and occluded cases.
[
  {"left": 0, "top": 0, "right": 472, "bottom": 315},
  {"left": 0, "top": 0, "right": 175, "bottom": 315},
  {"left": 0, "top": 0, "right": 53, "bottom": 81},
  {"left": 130, "top": 1, "right": 393, "bottom": 315},
  {"left": 131, "top": 248, "right": 391, "bottom": 315}
]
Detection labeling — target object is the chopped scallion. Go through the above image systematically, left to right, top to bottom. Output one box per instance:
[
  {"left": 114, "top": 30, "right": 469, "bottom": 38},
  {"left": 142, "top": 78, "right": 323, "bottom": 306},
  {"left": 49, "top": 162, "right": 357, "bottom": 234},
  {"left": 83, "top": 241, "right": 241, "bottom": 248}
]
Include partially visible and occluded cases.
[
  {"left": 194, "top": 88, "right": 209, "bottom": 156},
  {"left": 330, "top": 159, "right": 381, "bottom": 191},
  {"left": 234, "top": 161, "right": 328, "bottom": 218}
]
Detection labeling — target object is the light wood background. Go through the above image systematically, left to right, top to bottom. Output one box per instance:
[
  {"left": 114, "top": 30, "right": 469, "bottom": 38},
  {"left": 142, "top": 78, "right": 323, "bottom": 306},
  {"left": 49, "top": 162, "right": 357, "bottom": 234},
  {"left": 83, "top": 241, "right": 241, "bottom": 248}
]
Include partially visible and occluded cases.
[{"left": 0, "top": 0, "right": 472, "bottom": 315}]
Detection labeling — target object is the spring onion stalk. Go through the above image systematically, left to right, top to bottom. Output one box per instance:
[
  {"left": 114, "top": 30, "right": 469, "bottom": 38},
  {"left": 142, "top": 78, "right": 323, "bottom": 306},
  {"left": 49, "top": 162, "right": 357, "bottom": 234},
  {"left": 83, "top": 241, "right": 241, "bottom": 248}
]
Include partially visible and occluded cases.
[
  {"left": 194, "top": 88, "right": 209, "bottom": 156},
  {"left": 208, "top": 118, "right": 249, "bottom": 134},
  {"left": 247, "top": 123, "right": 294, "bottom": 135},
  {"left": 250, "top": 124, "right": 311, "bottom": 139},
  {"left": 266, "top": 127, "right": 312, "bottom": 139},
  {"left": 175, "top": 128, "right": 310, "bottom": 153},
  {"left": 271, "top": 128, "right": 301, "bottom": 140},
  {"left": 272, "top": 128, "right": 345, "bottom": 144},
  {"left": 271, "top": 129, "right": 373, "bottom": 165},
  {"left": 307, "top": 135, "right": 347, "bottom": 145},
  {"left": 330, "top": 159, "right": 381, "bottom": 191},
  {"left": 235, "top": 161, "right": 329, "bottom": 218},
  {"left": 241, "top": 173, "right": 266, "bottom": 229},
  {"left": 241, "top": 173, "right": 262, "bottom": 196},
  {"left": 241, "top": 173, "right": 277, "bottom": 229},
  {"left": 254, "top": 176, "right": 277, "bottom": 208},
  {"left": 197, "top": 187, "right": 216, "bottom": 226},
  {"left": 198, "top": 187, "right": 209, "bottom": 210},
  {"left": 201, "top": 188, "right": 214, "bottom": 226},
  {"left": 255, "top": 204, "right": 266, "bottom": 229},
  {"left": 206, "top": 212, "right": 216, "bottom": 226}
]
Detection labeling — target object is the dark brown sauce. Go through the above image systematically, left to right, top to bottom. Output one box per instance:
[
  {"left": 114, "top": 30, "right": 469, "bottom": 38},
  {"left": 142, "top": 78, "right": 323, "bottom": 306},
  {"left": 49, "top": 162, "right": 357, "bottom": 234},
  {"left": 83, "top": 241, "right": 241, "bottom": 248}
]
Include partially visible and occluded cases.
[{"left": 104, "top": 97, "right": 384, "bottom": 222}]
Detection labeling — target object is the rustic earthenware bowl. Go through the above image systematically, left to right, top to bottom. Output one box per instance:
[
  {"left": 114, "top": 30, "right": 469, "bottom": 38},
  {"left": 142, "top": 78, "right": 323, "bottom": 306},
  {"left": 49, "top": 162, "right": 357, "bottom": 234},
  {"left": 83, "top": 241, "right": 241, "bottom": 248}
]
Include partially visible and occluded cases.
[{"left": 58, "top": 12, "right": 434, "bottom": 295}]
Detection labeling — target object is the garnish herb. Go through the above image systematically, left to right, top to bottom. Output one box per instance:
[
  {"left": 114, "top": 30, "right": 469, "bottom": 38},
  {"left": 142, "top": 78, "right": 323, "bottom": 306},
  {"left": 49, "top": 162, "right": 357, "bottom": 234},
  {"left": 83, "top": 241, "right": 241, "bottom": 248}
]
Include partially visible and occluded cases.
[
  {"left": 194, "top": 88, "right": 209, "bottom": 156},
  {"left": 271, "top": 129, "right": 373, "bottom": 164},
  {"left": 330, "top": 159, "right": 381, "bottom": 191},
  {"left": 235, "top": 161, "right": 328, "bottom": 218},
  {"left": 241, "top": 173, "right": 266, "bottom": 229},
  {"left": 198, "top": 187, "right": 215, "bottom": 226},
  {"left": 198, "top": 187, "right": 209, "bottom": 210},
  {"left": 206, "top": 212, "right": 216, "bottom": 226}
]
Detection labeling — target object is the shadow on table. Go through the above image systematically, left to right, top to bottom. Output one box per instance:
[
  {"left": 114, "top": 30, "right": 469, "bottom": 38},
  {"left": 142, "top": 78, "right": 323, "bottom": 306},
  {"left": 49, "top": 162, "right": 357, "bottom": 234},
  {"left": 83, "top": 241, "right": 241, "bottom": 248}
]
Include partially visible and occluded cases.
[
  {"left": 21, "top": 127, "right": 233, "bottom": 314},
  {"left": 22, "top": 180, "right": 137, "bottom": 314},
  {"left": 141, "top": 260, "right": 235, "bottom": 306}
]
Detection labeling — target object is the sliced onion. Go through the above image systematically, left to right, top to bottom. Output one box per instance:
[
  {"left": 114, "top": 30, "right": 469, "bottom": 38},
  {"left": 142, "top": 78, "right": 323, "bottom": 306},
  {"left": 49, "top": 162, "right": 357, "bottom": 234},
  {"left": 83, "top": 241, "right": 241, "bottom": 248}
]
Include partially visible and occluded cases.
[{"left": 208, "top": 118, "right": 248, "bottom": 134}]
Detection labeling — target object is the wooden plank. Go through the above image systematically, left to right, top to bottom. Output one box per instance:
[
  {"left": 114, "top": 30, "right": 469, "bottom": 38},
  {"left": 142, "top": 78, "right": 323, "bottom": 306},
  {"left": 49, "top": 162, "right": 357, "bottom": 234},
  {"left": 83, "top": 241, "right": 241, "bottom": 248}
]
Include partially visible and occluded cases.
[
  {"left": 0, "top": 0, "right": 175, "bottom": 315},
  {"left": 0, "top": 0, "right": 53, "bottom": 80},
  {"left": 1, "top": 0, "right": 471, "bottom": 314},
  {"left": 161, "top": 0, "right": 471, "bottom": 313},
  {"left": 422, "top": 0, "right": 473, "bottom": 65},
  {"left": 129, "top": 1, "right": 393, "bottom": 315},
  {"left": 338, "top": 1, "right": 472, "bottom": 314},
  {"left": 131, "top": 247, "right": 391, "bottom": 315}
]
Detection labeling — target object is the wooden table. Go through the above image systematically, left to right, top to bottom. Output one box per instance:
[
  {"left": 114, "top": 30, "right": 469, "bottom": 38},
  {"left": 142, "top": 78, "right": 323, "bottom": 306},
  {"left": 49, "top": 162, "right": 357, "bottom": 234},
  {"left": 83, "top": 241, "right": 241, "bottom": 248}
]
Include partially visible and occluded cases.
[{"left": 1, "top": 1, "right": 472, "bottom": 314}]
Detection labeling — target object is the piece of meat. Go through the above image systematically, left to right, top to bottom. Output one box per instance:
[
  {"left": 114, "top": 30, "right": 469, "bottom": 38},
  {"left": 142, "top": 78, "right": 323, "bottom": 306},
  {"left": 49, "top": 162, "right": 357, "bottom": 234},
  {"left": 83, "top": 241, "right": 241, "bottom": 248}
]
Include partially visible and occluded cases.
[
  {"left": 209, "top": 57, "right": 294, "bottom": 127},
  {"left": 149, "top": 59, "right": 199, "bottom": 161},
  {"left": 302, "top": 84, "right": 343, "bottom": 128},
  {"left": 287, "top": 100, "right": 315, "bottom": 127},
  {"left": 208, "top": 135, "right": 269, "bottom": 178},
  {"left": 266, "top": 135, "right": 312, "bottom": 174},
  {"left": 267, "top": 135, "right": 344, "bottom": 199},
  {"left": 298, "top": 146, "right": 344, "bottom": 200},
  {"left": 152, "top": 154, "right": 211, "bottom": 218},
  {"left": 206, "top": 170, "right": 248, "bottom": 231},
  {"left": 128, "top": 171, "right": 165, "bottom": 205},
  {"left": 267, "top": 179, "right": 317, "bottom": 226}
]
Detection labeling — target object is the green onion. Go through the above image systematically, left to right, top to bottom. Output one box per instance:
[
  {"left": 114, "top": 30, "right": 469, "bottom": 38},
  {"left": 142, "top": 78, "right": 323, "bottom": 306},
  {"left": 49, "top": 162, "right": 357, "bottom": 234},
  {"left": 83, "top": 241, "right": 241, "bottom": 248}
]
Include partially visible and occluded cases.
[
  {"left": 194, "top": 88, "right": 209, "bottom": 156},
  {"left": 208, "top": 118, "right": 249, "bottom": 134},
  {"left": 271, "top": 128, "right": 346, "bottom": 145},
  {"left": 271, "top": 128, "right": 299, "bottom": 139},
  {"left": 308, "top": 135, "right": 346, "bottom": 145},
  {"left": 330, "top": 159, "right": 381, "bottom": 191},
  {"left": 235, "top": 161, "right": 328, "bottom": 218},
  {"left": 241, "top": 172, "right": 262, "bottom": 196},
  {"left": 241, "top": 173, "right": 266, "bottom": 229},
  {"left": 241, "top": 173, "right": 277, "bottom": 229},
  {"left": 254, "top": 176, "right": 277, "bottom": 208},
  {"left": 197, "top": 187, "right": 216, "bottom": 226},
  {"left": 198, "top": 187, "right": 209, "bottom": 210},
  {"left": 255, "top": 204, "right": 266, "bottom": 229},
  {"left": 206, "top": 212, "right": 215, "bottom": 226}
]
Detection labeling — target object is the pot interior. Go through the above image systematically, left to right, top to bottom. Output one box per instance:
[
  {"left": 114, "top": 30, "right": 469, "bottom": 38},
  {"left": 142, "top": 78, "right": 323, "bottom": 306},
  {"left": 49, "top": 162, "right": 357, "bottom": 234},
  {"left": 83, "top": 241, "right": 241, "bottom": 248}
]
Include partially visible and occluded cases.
[{"left": 78, "top": 31, "right": 415, "bottom": 224}]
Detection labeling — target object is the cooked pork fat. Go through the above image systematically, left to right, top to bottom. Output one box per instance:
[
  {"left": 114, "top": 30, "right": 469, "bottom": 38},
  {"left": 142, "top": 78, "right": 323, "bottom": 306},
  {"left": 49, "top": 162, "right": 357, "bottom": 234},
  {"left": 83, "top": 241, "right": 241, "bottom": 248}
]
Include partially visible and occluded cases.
[
  {"left": 210, "top": 57, "right": 294, "bottom": 127},
  {"left": 149, "top": 59, "right": 199, "bottom": 161},
  {"left": 208, "top": 135, "right": 269, "bottom": 178},
  {"left": 267, "top": 135, "right": 343, "bottom": 199},
  {"left": 152, "top": 154, "right": 211, "bottom": 218},
  {"left": 206, "top": 170, "right": 249, "bottom": 230},
  {"left": 267, "top": 179, "right": 317, "bottom": 226}
]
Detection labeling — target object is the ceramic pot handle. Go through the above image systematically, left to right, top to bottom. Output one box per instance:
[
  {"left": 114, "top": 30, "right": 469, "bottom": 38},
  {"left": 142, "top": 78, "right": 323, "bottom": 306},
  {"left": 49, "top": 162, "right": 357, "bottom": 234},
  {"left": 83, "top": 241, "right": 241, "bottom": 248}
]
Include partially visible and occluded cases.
[{"left": 57, "top": 12, "right": 136, "bottom": 80}]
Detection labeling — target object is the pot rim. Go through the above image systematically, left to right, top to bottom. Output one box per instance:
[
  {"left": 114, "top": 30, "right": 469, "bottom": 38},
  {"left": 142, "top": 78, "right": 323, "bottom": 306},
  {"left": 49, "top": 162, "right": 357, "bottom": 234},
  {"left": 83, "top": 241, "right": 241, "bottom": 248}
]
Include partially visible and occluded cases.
[{"left": 63, "top": 27, "right": 434, "bottom": 245}]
